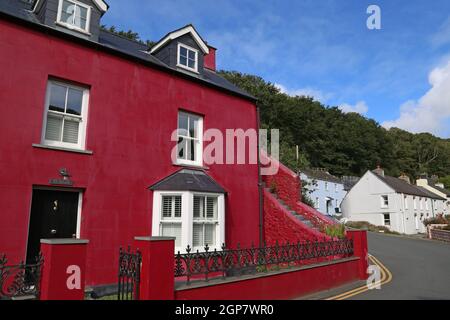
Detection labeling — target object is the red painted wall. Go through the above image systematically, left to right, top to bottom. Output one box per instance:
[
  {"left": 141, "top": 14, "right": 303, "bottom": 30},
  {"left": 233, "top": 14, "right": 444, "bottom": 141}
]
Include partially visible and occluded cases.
[
  {"left": 0, "top": 20, "right": 260, "bottom": 286},
  {"left": 263, "top": 190, "right": 328, "bottom": 245},
  {"left": 175, "top": 258, "right": 360, "bottom": 300}
]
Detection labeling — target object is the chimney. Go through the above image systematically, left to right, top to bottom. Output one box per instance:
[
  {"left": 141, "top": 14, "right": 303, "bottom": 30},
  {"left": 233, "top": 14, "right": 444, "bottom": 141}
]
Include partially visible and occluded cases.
[
  {"left": 204, "top": 45, "right": 217, "bottom": 71},
  {"left": 373, "top": 165, "right": 385, "bottom": 177},
  {"left": 399, "top": 173, "right": 411, "bottom": 184},
  {"left": 435, "top": 183, "right": 445, "bottom": 189}
]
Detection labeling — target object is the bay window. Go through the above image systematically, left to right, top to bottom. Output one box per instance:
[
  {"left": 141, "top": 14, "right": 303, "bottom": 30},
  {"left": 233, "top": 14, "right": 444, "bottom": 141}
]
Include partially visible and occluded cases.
[
  {"left": 42, "top": 80, "right": 89, "bottom": 150},
  {"left": 152, "top": 191, "right": 224, "bottom": 253}
]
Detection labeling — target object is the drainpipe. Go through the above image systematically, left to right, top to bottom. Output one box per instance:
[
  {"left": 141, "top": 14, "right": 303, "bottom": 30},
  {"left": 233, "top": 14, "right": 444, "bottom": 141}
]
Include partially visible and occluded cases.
[{"left": 256, "top": 106, "right": 264, "bottom": 247}]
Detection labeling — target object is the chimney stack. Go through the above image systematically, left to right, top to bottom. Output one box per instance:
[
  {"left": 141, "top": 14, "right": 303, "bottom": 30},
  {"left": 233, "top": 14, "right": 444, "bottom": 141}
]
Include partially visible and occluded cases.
[
  {"left": 204, "top": 45, "right": 217, "bottom": 71},
  {"left": 373, "top": 165, "right": 385, "bottom": 177},
  {"left": 399, "top": 173, "right": 411, "bottom": 184}
]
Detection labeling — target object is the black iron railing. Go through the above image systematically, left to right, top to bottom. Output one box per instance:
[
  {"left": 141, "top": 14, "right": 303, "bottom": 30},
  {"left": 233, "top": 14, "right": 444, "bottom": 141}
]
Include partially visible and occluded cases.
[
  {"left": 174, "top": 239, "right": 353, "bottom": 284},
  {"left": 117, "top": 246, "right": 141, "bottom": 301},
  {"left": 0, "top": 253, "right": 44, "bottom": 300}
]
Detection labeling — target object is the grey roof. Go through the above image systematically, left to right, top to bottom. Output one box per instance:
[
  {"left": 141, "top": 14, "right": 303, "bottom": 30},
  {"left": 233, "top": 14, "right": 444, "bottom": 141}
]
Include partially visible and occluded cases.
[
  {"left": 0, "top": 0, "right": 255, "bottom": 101},
  {"left": 300, "top": 168, "right": 342, "bottom": 184},
  {"left": 149, "top": 169, "right": 226, "bottom": 194},
  {"left": 373, "top": 173, "right": 446, "bottom": 200},
  {"left": 342, "top": 176, "right": 360, "bottom": 191},
  {"left": 430, "top": 184, "right": 450, "bottom": 197}
]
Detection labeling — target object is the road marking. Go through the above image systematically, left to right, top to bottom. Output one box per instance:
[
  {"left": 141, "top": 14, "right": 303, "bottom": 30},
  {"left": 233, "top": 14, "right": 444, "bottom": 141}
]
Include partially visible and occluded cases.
[{"left": 325, "top": 254, "right": 393, "bottom": 300}]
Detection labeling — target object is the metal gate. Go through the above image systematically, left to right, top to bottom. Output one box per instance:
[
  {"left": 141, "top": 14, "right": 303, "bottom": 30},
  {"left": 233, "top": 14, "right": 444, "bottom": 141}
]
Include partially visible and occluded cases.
[
  {"left": 117, "top": 247, "right": 141, "bottom": 300},
  {"left": 0, "top": 253, "right": 44, "bottom": 300}
]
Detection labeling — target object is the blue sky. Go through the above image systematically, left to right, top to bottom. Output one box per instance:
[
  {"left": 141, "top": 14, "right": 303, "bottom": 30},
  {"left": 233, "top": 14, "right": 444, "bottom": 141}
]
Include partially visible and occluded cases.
[{"left": 102, "top": 0, "right": 450, "bottom": 138}]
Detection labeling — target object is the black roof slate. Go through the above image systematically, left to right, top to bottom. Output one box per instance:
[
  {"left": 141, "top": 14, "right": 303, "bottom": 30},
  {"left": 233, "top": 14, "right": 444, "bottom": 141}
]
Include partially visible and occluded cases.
[
  {"left": 0, "top": 0, "right": 255, "bottom": 101},
  {"left": 300, "top": 168, "right": 342, "bottom": 184},
  {"left": 149, "top": 169, "right": 226, "bottom": 194}
]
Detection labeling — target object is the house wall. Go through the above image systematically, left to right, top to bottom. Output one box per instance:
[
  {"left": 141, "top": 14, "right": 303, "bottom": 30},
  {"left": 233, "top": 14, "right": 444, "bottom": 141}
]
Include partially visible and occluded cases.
[
  {"left": 0, "top": 19, "right": 260, "bottom": 286},
  {"left": 342, "top": 171, "right": 439, "bottom": 235},
  {"left": 300, "top": 174, "right": 347, "bottom": 216}
]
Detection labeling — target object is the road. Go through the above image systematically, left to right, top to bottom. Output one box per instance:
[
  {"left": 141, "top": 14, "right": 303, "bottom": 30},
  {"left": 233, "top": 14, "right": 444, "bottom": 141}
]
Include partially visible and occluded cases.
[{"left": 349, "top": 232, "right": 450, "bottom": 300}]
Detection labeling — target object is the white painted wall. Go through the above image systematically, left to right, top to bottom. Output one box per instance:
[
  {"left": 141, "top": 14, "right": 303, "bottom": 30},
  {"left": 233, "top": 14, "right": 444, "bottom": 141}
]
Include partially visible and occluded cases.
[{"left": 342, "top": 171, "right": 441, "bottom": 235}]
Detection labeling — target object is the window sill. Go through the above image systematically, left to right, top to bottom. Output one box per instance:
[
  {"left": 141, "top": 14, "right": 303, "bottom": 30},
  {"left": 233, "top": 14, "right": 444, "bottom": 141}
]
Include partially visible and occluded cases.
[
  {"left": 55, "top": 21, "right": 92, "bottom": 36},
  {"left": 33, "top": 144, "right": 93, "bottom": 155},
  {"left": 173, "top": 162, "right": 209, "bottom": 171}
]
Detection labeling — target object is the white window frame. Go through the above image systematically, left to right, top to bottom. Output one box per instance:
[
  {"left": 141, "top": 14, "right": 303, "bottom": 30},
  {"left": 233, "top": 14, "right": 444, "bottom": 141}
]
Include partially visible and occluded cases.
[
  {"left": 56, "top": 0, "right": 92, "bottom": 34},
  {"left": 177, "top": 43, "right": 199, "bottom": 73},
  {"left": 41, "top": 80, "right": 89, "bottom": 151},
  {"left": 176, "top": 111, "right": 204, "bottom": 167},
  {"left": 324, "top": 182, "right": 329, "bottom": 191},
  {"left": 152, "top": 191, "right": 225, "bottom": 253},
  {"left": 192, "top": 194, "right": 220, "bottom": 252},
  {"left": 381, "top": 195, "right": 389, "bottom": 209},
  {"left": 404, "top": 195, "right": 408, "bottom": 209},
  {"left": 315, "top": 197, "right": 320, "bottom": 209},
  {"left": 413, "top": 197, "right": 417, "bottom": 210},
  {"left": 419, "top": 197, "right": 423, "bottom": 210},
  {"left": 425, "top": 198, "right": 429, "bottom": 211}
]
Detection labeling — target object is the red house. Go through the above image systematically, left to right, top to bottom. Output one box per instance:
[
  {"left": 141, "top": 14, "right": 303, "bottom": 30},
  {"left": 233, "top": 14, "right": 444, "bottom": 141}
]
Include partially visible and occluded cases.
[{"left": 0, "top": 0, "right": 261, "bottom": 289}]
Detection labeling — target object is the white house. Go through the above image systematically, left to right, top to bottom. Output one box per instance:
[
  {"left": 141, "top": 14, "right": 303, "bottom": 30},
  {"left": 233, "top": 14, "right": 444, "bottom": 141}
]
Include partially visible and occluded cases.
[
  {"left": 341, "top": 167, "right": 447, "bottom": 235},
  {"left": 300, "top": 168, "right": 347, "bottom": 216},
  {"left": 416, "top": 175, "right": 450, "bottom": 215}
]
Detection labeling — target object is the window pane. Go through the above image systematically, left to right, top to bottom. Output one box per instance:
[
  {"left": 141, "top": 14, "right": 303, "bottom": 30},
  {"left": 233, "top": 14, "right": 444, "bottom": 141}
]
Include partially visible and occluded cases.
[
  {"left": 62, "top": 1, "right": 75, "bottom": 24},
  {"left": 74, "top": 6, "right": 88, "bottom": 29},
  {"left": 180, "top": 46, "right": 188, "bottom": 58},
  {"left": 188, "top": 50, "right": 196, "bottom": 60},
  {"left": 179, "top": 56, "right": 187, "bottom": 66},
  {"left": 188, "top": 59, "right": 196, "bottom": 69},
  {"left": 49, "top": 84, "right": 67, "bottom": 113},
  {"left": 66, "top": 88, "right": 83, "bottom": 116},
  {"left": 178, "top": 113, "right": 189, "bottom": 133},
  {"left": 45, "top": 115, "right": 63, "bottom": 141},
  {"left": 189, "top": 117, "right": 198, "bottom": 138},
  {"left": 62, "top": 119, "right": 79, "bottom": 144},
  {"left": 177, "top": 137, "right": 186, "bottom": 160},
  {"left": 188, "top": 139, "right": 195, "bottom": 161},
  {"left": 162, "top": 196, "right": 172, "bottom": 218},
  {"left": 174, "top": 196, "right": 182, "bottom": 218},
  {"left": 193, "top": 196, "right": 202, "bottom": 219},
  {"left": 206, "top": 197, "right": 217, "bottom": 219},
  {"left": 161, "top": 223, "right": 181, "bottom": 247},
  {"left": 193, "top": 224, "right": 203, "bottom": 247},
  {"left": 204, "top": 224, "right": 215, "bottom": 246}
]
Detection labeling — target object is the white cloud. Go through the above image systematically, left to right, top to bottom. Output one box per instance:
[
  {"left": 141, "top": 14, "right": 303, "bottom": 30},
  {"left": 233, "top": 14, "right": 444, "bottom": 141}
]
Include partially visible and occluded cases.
[
  {"left": 383, "top": 59, "right": 450, "bottom": 137},
  {"left": 274, "top": 83, "right": 329, "bottom": 102},
  {"left": 339, "top": 101, "right": 369, "bottom": 115}
]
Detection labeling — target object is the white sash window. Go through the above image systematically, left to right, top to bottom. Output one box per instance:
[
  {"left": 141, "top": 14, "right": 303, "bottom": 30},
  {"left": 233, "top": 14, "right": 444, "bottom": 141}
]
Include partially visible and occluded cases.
[
  {"left": 57, "top": 0, "right": 91, "bottom": 33},
  {"left": 42, "top": 80, "right": 89, "bottom": 150}
]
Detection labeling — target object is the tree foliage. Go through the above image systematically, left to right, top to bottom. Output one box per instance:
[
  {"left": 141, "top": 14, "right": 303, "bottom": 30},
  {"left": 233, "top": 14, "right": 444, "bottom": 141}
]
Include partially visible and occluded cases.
[
  {"left": 101, "top": 25, "right": 156, "bottom": 48},
  {"left": 219, "top": 71, "right": 450, "bottom": 180}
]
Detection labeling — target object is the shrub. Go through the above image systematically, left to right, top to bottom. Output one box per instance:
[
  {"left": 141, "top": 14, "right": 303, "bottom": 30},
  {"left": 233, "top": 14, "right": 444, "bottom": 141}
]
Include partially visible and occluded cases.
[
  {"left": 423, "top": 214, "right": 447, "bottom": 226},
  {"left": 345, "top": 221, "right": 400, "bottom": 235},
  {"left": 324, "top": 224, "right": 346, "bottom": 239}
]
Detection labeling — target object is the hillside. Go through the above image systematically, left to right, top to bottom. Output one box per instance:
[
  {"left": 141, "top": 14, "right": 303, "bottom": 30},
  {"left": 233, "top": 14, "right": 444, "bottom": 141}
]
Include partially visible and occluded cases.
[{"left": 219, "top": 71, "right": 450, "bottom": 183}]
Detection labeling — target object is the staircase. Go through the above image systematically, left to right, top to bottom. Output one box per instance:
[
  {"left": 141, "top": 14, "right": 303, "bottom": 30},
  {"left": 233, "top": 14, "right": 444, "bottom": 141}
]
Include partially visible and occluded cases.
[{"left": 261, "top": 155, "right": 336, "bottom": 244}]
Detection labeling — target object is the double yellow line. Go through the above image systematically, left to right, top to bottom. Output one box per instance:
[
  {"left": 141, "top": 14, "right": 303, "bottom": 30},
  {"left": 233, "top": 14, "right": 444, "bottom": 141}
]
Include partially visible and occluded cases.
[{"left": 325, "top": 255, "right": 393, "bottom": 300}]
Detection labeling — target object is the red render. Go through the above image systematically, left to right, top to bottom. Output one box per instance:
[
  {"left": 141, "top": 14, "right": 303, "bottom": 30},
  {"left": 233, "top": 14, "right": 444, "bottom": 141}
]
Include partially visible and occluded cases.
[
  {"left": 0, "top": 19, "right": 260, "bottom": 287},
  {"left": 204, "top": 46, "right": 216, "bottom": 71}
]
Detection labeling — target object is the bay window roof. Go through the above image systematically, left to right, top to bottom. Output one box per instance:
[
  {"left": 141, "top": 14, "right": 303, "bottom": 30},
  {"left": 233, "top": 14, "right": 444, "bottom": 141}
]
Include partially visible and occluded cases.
[{"left": 149, "top": 169, "right": 226, "bottom": 194}]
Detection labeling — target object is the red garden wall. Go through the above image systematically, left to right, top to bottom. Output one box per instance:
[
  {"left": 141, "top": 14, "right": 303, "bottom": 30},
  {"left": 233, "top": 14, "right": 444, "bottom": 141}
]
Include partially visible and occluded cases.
[{"left": 175, "top": 257, "right": 361, "bottom": 300}]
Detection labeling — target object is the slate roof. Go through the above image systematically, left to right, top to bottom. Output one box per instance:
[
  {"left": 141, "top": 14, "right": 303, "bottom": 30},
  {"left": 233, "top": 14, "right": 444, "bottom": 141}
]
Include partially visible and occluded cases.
[
  {"left": 0, "top": 0, "right": 255, "bottom": 101},
  {"left": 149, "top": 169, "right": 226, "bottom": 194},
  {"left": 300, "top": 169, "right": 343, "bottom": 184},
  {"left": 373, "top": 173, "right": 446, "bottom": 200},
  {"left": 342, "top": 176, "right": 360, "bottom": 191},
  {"left": 430, "top": 184, "right": 450, "bottom": 197}
]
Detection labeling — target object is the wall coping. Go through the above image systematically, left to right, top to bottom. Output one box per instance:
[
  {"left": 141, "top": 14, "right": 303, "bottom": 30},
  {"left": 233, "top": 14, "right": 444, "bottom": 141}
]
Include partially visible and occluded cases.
[
  {"left": 135, "top": 236, "right": 176, "bottom": 242},
  {"left": 40, "top": 239, "right": 89, "bottom": 245},
  {"left": 175, "top": 256, "right": 360, "bottom": 291}
]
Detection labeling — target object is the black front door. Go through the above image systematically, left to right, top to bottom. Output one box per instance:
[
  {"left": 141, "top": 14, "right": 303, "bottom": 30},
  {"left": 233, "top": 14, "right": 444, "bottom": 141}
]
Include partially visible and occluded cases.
[{"left": 26, "top": 190, "right": 79, "bottom": 264}]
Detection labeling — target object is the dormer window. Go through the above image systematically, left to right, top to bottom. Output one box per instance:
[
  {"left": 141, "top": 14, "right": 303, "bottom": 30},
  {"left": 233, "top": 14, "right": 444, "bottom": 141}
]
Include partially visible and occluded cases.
[
  {"left": 56, "top": 0, "right": 91, "bottom": 33},
  {"left": 177, "top": 43, "right": 198, "bottom": 73}
]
